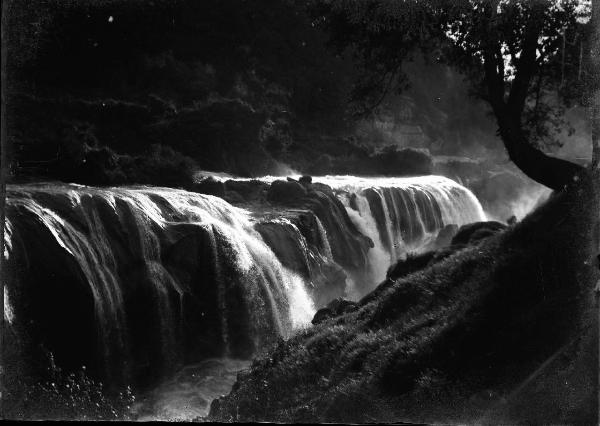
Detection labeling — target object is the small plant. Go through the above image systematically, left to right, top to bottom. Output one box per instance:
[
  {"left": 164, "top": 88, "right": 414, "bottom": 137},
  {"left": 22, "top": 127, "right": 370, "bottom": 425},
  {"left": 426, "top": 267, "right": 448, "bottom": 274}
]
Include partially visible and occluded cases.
[{"left": 20, "top": 353, "right": 135, "bottom": 421}]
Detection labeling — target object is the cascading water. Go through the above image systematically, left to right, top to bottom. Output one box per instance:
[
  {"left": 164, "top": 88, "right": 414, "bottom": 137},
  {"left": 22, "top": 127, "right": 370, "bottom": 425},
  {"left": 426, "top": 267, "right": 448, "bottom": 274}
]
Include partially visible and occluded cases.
[
  {"left": 4, "top": 175, "right": 485, "bottom": 420},
  {"left": 246, "top": 175, "right": 486, "bottom": 297},
  {"left": 322, "top": 175, "right": 486, "bottom": 294},
  {"left": 4, "top": 184, "right": 314, "bottom": 386},
  {"left": 340, "top": 191, "right": 391, "bottom": 288}
]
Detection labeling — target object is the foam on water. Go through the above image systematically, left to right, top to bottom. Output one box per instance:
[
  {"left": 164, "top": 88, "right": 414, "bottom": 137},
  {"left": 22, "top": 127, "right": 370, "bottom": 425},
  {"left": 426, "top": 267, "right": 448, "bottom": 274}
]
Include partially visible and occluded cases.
[
  {"left": 5, "top": 175, "right": 486, "bottom": 420},
  {"left": 238, "top": 175, "right": 485, "bottom": 294},
  {"left": 317, "top": 175, "right": 485, "bottom": 293},
  {"left": 5, "top": 184, "right": 315, "bottom": 380},
  {"left": 339, "top": 192, "right": 390, "bottom": 288},
  {"left": 315, "top": 217, "right": 333, "bottom": 260},
  {"left": 4, "top": 287, "right": 15, "bottom": 325},
  {"left": 133, "top": 358, "right": 251, "bottom": 421}
]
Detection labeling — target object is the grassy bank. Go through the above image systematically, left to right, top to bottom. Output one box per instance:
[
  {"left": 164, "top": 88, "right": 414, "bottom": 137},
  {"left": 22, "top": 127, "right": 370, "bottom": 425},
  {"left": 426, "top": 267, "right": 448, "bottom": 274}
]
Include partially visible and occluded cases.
[{"left": 209, "top": 175, "right": 598, "bottom": 424}]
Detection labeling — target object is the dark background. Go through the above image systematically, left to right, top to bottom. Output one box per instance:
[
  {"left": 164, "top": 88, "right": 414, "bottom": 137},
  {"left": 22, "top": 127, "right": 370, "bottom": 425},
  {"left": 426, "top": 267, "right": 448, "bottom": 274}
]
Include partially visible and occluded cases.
[{"left": 4, "top": 0, "right": 590, "bottom": 185}]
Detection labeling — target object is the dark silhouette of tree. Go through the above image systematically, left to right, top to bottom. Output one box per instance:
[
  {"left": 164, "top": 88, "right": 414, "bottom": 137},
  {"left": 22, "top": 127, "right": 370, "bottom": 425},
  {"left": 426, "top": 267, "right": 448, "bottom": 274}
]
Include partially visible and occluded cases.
[{"left": 307, "top": 0, "right": 592, "bottom": 190}]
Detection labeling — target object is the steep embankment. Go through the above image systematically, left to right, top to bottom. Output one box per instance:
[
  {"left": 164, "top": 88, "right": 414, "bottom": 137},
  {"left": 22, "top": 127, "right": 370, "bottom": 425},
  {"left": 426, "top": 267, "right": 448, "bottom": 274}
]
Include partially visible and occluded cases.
[{"left": 209, "top": 176, "right": 598, "bottom": 424}]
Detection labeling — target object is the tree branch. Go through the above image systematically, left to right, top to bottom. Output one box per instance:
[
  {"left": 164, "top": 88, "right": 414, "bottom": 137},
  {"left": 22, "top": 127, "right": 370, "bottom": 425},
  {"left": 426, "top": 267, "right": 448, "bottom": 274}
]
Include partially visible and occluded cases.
[{"left": 482, "top": 1, "right": 585, "bottom": 191}]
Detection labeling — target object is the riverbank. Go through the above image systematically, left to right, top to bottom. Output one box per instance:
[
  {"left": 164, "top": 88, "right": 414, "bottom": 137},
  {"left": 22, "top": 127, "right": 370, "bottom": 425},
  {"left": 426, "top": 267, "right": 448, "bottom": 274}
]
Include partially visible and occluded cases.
[
  {"left": 2, "top": 175, "right": 484, "bottom": 420},
  {"left": 209, "top": 175, "right": 597, "bottom": 423}
]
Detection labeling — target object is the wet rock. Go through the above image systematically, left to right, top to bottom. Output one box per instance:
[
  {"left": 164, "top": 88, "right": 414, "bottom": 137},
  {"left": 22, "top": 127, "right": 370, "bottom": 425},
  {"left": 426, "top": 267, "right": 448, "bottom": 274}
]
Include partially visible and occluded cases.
[
  {"left": 299, "top": 175, "right": 313, "bottom": 185},
  {"left": 191, "top": 177, "right": 226, "bottom": 197},
  {"left": 224, "top": 179, "right": 267, "bottom": 203},
  {"left": 267, "top": 180, "right": 307, "bottom": 204},
  {"left": 309, "top": 182, "right": 335, "bottom": 196},
  {"left": 223, "top": 190, "right": 245, "bottom": 204},
  {"left": 302, "top": 190, "right": 372, "bottom": 271},
  {"left": 256, "top": 221, "right": 312, "bottom": 277}
]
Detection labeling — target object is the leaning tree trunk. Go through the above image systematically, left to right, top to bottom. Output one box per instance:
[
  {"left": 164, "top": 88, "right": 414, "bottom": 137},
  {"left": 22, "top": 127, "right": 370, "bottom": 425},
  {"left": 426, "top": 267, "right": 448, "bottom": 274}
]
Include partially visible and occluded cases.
[
  {"left": 481, "top": 0, "right": 587, "bottom": 192},
  {"left": 592, "top": 0, "right": 600, "bottom": 171},
  {"left": 496, "top": 114, "right": 586, "bottom": 192}
]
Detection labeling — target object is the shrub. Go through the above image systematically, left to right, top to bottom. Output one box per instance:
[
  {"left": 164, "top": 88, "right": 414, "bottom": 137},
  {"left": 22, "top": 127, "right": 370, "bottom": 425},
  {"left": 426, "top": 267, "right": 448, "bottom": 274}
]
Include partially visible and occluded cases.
[
  {"left": 50, "top": 140, "right": 196, "bottom": 188},
  {"left": 125, "top": 144, "right": 197, "bottom": 188},
  {"left": 209, "top": 176, "right": 596, "bottom": 424},
  {"left": 16, "top": 353, "right": 135, "bottom": 421}
]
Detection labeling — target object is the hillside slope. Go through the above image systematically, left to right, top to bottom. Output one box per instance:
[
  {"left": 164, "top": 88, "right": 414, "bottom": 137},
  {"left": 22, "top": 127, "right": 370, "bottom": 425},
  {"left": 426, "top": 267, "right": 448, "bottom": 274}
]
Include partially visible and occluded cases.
[{"left": 209, "top": 175, "right": 598, "bottom": 424}]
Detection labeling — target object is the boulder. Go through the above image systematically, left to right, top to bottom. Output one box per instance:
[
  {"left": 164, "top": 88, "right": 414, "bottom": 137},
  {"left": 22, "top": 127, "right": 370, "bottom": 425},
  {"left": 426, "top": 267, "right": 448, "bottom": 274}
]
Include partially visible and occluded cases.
[
  {"left": 299, "top": 175, "right": 313, "bottom": 185},
  {"left": 191, "top": 177, "right": 226, "bottom": 197},
  {"left": 224, "top": 179, "right": 267, "bottom": 203},
  {"left": 267, "top": 180, "right": 307, "bottom": 204},
  {"left": 309, "top": 182, "right": 335, "bottom": 196},
  {"left": 223, "top": 190, "right": 246, "bottom": 204},
  {"left": 451, "top": 221, "right": 507, "bottom": 246},
  {"left": 386, "top": 251, "right": 437, "bottom": 281},
  {"left": 311, "top": 298, "right": 358, "bottom": 325}
]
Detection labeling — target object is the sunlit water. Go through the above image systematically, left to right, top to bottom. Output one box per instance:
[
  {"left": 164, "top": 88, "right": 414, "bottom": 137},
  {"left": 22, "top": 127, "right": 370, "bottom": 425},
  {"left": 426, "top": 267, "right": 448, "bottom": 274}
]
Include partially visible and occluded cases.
[
  {"left": 5, "top": 175, "right": 486, "bottom": 421},
  {"left": 238, "top": 175, "right": 486, "bottom": 297}
]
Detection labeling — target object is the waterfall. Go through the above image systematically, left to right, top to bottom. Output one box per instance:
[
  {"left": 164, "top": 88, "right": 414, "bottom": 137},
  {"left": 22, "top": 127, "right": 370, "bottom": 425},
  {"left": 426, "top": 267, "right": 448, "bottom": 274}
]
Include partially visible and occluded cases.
[
  {"left": 4, "top": 175, "right": 485, "bottom": 389},
  {"left": 243, "top": 175, "right": 486, "bottom": 296},
  {"left": 318, "top": 175, "right": 485, "bottom": 295},
  {"left": 5, "top": 184, "right": 314, "bottom": 385},
  {"left": 338, "top": 192, "right": 390, "bottom": 293},
  {"left": 315, "top": 217, "right": 333, "bottom": 260}
]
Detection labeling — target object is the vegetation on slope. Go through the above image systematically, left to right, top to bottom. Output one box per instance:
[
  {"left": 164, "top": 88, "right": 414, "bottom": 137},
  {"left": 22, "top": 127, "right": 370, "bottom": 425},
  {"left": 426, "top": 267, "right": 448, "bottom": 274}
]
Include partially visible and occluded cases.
[
  {"left": 209, "top": 174, "right": 597, "bottom": 424},
  {"left": 5, "top": 352, "right": 135, "bottom": 421}
]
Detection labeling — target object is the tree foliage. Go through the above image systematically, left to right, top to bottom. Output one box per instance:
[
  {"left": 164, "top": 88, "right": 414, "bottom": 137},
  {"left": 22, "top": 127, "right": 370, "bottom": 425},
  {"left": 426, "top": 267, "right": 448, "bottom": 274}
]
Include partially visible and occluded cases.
[
  {"left": 6, "top": 0, "right": 359, "bottom": 180},
  {"left": 307, "top": 0, "right": 591, "bottom": 169}
]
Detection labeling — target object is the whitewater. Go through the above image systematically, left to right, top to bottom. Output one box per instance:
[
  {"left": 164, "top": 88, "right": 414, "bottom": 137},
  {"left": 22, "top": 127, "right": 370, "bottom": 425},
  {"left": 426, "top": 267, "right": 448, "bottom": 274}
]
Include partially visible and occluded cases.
[{"left": 3, "top": 175, "right": 486, "bottom": 420}]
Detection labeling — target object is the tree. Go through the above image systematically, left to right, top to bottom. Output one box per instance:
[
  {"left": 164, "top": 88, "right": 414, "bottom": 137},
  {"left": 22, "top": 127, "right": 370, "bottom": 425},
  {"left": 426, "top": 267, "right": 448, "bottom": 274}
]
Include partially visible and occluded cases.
[
  {"left": 307, "top": 0, "right": 592, "bottom": 190},
  {"left": 591, "top": 0, "right": 600, "bottom": 169}
]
